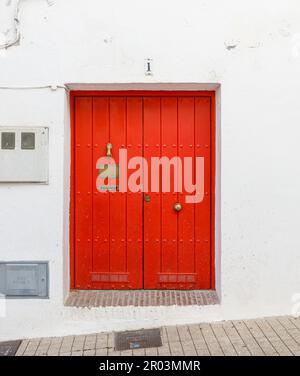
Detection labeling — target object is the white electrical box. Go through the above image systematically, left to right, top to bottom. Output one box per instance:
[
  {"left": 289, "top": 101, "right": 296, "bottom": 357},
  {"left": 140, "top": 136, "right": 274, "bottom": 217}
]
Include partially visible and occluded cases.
[{"left": 0, "top": 127, "right": 49, "bottom": 183}]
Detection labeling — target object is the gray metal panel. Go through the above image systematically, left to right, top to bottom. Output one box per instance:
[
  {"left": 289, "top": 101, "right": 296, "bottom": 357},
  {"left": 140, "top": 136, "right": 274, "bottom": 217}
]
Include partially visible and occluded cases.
[
  {"left": 0, "top": 127, "right": 49, "bottom": 183},
  {"left": 0, "top": 262, "right": 48, "bottom": 298},
  {"left": 114, "top": 328, "right": 162, "bottom": 351},
  {"left": 0, "top": 341, "right": 22, "bottom": 356}
]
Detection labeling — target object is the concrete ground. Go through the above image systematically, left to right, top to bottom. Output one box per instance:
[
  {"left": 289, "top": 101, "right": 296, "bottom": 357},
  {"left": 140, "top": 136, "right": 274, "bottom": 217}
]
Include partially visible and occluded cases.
[{"left": 15, "top": 316, "right": 300, "bottom": 356}]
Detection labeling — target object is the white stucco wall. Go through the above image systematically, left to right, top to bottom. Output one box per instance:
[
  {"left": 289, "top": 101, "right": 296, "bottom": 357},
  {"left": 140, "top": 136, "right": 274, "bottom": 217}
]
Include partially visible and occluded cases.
[{"left": 0, "top": 0, "right": 300, "bottom": 340}]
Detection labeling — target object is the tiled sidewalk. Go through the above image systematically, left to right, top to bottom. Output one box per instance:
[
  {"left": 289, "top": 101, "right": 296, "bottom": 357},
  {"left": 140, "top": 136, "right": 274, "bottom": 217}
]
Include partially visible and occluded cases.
[{"left": 15, "top": 316, "right": 300, "bottom": 356}]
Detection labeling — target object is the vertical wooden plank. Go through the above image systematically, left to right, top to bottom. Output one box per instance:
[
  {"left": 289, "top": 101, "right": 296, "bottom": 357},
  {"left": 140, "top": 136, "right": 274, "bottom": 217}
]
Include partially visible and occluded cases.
[
  {"left": 195, "top": 96, "right": 211, "bottom": 288},
  {"left": 74, "top": 97, "right": 93, "bottom": 288},
  {"left": 92, "top": 97, "right": 110, "bottom": 274},
  {"left": 109, "top": 97, "right": 127, "bottom": 277},
  {"left": 126, "top": 97, "right": 143, "bottom": 288},
  {"left": 143, "top": 97, "right": 161, "bottom": 288},
  {"left": 161, "top": 97, "right": 178, "bottom": 275},
  {"left": 178, "top": 97, "right": 195, "bottom": 282}
]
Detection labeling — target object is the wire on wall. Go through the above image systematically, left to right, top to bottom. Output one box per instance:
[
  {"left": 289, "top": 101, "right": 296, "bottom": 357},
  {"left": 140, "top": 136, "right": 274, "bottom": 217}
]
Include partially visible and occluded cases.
[
  {"left": 0, "top": 0, "right": 54, "bottom": 50},
  {"left": 0, "top": 0, "right": 23, "bottom": 50},
  {"left": 0, "top": 85, "right": 69, "bottom": 91}
]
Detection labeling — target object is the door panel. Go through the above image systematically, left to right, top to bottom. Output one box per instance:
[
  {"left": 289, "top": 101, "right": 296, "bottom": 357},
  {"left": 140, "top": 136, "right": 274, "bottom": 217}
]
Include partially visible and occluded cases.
[
  {"left": 73, "top": 93, "right": 213, "bottom": 290},
  {"left": 143, "top": 96, "right": 211, "bottom": 289},
  {"left": 74, "top": 97, "right": 93, "bottom": 288},
  {"left": 76, "top": 97, "right": 143, "bottom": 289},
  {"left": 92, "top": 97, "right": 110, "bottom": 275},
  {"left": 126, "top": 97, "right": 143, "bottom": 289},
  {"left": 143, "top": 97, "right": 162, "bottom": 289},
  {"left": 161, "top": 97, "right": 178, "bottom": 275},
  {"left": 177, "top": 97, "right": 195, "bottom": 277},
  {"left": 195, "top": 97, "right": 211, "bottom": 288},
  {"left": 109, "top": 98, "right": 127, "bottom": 274}
]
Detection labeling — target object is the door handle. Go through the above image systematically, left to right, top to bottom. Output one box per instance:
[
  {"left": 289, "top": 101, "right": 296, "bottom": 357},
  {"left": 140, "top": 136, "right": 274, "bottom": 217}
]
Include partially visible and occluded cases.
[{"left": 173, "top": 203, "right": 182, "bottom": 212}]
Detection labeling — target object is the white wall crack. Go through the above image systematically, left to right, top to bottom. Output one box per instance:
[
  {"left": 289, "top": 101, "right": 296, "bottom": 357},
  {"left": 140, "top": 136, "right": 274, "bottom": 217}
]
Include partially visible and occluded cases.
[{"left": 0, "top": 0, "right": 54, "bottom": 50}]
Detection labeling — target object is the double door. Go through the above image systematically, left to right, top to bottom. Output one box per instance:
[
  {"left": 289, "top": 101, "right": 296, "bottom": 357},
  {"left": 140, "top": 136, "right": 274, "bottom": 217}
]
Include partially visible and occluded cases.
[{"left": 73, "top": 92, "right": 214, "bottom": 290}]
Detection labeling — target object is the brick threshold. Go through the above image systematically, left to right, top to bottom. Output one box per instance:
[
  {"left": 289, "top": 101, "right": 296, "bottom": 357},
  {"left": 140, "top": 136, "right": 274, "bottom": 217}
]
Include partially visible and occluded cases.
[{"left": 65, "top": 290, "right": 219, "bottom": 308}]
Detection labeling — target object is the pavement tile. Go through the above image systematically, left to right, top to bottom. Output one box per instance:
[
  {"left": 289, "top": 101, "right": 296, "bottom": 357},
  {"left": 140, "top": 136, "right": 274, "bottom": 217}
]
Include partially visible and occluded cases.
[{"left": 12, "top": 315, "right": 300, "bottom": 357}]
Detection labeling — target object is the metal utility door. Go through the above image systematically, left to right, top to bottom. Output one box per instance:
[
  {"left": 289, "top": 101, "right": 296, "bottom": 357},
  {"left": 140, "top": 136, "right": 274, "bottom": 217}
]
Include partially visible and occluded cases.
[{"left": 72, "top": 92, "right": 214, "bottom": 290}]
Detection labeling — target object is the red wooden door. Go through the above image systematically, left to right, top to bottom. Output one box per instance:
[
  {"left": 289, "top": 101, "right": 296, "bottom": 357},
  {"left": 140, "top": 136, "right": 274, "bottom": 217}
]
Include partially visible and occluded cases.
[
  {"left": 72, "top": 92, "right": 214, "bottom": 290},
  {"left": 74, "top": 96, "right": 143, "bottom": 289},
  {"left": 143, "top": 96, "right": 212, "bottom": 289}
]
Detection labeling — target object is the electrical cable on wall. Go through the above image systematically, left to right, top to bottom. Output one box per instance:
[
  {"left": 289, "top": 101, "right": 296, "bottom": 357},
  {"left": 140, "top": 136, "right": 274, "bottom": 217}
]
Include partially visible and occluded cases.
[
  {"left": 0, "top": 0, "right": 54, "bottom": 50},
  {"left": 0, "top": 0, "right": 23, "bottom": 50},
  {"left": 0, "top": 1, "right": 62, "bottom": 91},
  {"left": 0, "top": 85, "right": 68, "bottom": 91}
]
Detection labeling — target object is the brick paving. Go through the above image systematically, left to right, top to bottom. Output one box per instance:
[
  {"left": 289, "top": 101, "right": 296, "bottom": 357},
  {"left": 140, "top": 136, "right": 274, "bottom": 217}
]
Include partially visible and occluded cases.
[
  {"left": 65, "top": 290, "right": 219, "bottom": 307},
  {"left": 13, "top": 316, "right": 300, "bottom": 356}
]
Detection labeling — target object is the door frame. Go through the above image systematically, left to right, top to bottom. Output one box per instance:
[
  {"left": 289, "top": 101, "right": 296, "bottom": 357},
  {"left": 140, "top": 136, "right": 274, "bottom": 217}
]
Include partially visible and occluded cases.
[{"left": 69, "top": 90, "right": 216, "bottom": 290}]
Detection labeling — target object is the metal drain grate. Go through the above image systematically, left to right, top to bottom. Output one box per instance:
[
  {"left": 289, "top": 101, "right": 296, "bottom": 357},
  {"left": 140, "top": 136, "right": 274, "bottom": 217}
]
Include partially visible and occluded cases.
[
  {"left": 114, "top": 328, "right": 162, "bottom": 351},
  {"left": 0, "top": 340, "right": 21, "bottom": 356}
]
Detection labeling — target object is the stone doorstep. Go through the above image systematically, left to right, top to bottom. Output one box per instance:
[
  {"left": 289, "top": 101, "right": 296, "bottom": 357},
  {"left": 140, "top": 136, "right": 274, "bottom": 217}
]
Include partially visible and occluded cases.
[{"left": 64, "top": 290, "right": 219, "bottom": 308}]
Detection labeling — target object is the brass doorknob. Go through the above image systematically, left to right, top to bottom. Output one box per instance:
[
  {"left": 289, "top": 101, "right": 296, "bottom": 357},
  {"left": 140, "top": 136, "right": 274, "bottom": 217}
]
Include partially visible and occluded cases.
[{"left": 174, "top": 203, "right": 182, "bottom": 212}]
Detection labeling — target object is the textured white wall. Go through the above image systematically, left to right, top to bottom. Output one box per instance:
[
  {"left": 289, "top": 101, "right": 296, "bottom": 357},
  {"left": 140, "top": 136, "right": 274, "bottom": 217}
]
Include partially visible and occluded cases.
[{"left": 0, "top": 0, "right": 300, "bottom": 340}]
